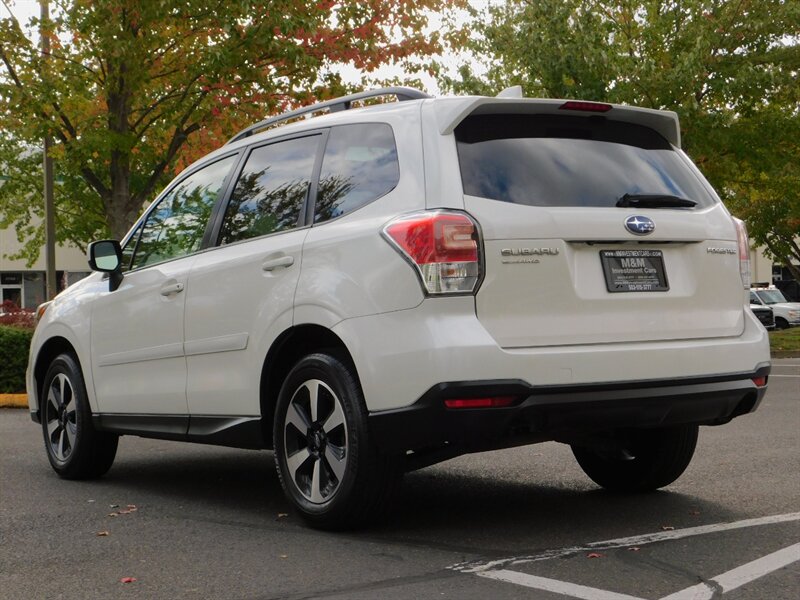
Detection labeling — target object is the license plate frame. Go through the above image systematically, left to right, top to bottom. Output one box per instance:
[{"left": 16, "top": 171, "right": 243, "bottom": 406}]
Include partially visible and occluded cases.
[{"left": 600, "top": 249, "right": 669, "bottom": 293}]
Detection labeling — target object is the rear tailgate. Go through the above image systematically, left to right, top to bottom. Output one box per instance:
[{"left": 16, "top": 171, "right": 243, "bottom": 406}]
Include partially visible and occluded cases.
[{"left": 452, "top": 108, "right": 745, "bottom": 348}]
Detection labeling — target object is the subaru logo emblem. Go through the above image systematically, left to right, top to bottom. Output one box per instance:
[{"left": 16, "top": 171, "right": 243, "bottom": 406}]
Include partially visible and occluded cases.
[{"left": 625, "top": 215, "right": 655, "bottom": 235}]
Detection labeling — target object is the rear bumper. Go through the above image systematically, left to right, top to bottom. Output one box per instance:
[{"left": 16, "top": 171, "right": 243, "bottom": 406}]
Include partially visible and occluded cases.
[
  {"left": 334, "top": 297, "right": 772, "bottom": 414},
  {"left": 369, "top": 363, "right": 770, "bottom": 455}
]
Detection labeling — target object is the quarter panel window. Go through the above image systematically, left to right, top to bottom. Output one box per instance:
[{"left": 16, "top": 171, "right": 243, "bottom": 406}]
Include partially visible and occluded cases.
[
  {"left": 314, "top": 124, "right": 399, "bottom": 223},
  {"left": 220, "top": 135, "right": 319, "bottom": 245},
  {"left": 131, "top": 155, "right": 236, "bottom": 270}
]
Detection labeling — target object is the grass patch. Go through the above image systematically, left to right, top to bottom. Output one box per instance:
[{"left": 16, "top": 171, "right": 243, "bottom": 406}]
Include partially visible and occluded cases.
[{"left": 769, "top": 327, "right": 800, "bottom": 355}]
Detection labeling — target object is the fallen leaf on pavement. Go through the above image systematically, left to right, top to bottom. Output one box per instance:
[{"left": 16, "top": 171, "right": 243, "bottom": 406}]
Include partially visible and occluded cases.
[
  {"left": 109, "top": 504, "right": 119, "bottom": 509},
  {"left": 127, "top": 504, "right": 137, "bottom": 509},
  {"left": 108, "top": 513, "right": 119, "bottom": 517},
  {"left": 661, "top": 525, "right": 675, "bottom": 531},
  {"left": 96, "top": 531, "right": 110, "bottom": 537},
  {"left": 627, "top": 547, "right": 640, "bottom": 552},
  {"left": 587, "top": 552, "right": 604, "bottom": 559},
  {"left": 280, "top": 554, "right": 288, "bottom": 559},
  {"left": 120, "top": 577, "right": 137, "bottom": 584}
]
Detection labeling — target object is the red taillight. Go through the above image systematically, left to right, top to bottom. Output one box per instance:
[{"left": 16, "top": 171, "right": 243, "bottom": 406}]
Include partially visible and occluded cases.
[
  {"left": 559, "top": 101, "right": 612, "bottom": 113},
  {"left": 383, "top": 211, "right": 481, "bottom": 295},
  {"left": 733, "top": 217, "right": 751, "bottom": 289},
  {"left": 752, "top": 376, "right": 767, "bottom": 387},
  {"left": 444, "top": 396, "right": 517, "bottom": 409}
]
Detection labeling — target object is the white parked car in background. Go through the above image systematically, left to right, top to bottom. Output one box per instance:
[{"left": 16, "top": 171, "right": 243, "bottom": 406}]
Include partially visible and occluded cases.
[
  {"left": 27, "top": 88, "right": 771, "bottom": 529},
  {"left": 750, "top": 286, "right": 800, "bottom": 329}
]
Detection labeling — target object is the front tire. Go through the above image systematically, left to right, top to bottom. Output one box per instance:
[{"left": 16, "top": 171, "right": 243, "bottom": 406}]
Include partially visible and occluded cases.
[
  {"left": 41, "top": 353, "right": 118, "bottom": 479},
  {"left": 273, "top": 353, "right": 400, "bottom": 529},
  {"left": 571, "top": 425, "right": 698, "bottom": 492}
]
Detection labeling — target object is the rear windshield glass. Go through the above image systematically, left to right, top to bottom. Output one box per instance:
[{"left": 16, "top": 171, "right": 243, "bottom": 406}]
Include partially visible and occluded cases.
[{"left": 455, "top": 114, "right": 715, "bottom": 208}]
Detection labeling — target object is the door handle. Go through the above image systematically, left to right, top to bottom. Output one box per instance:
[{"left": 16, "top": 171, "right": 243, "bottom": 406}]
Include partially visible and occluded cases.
[
  {"left": 262, "top": 255, "right": 294, "bottom": 271},
  {"left": 160, "top": 282, "right": 185, "bottom": 296}
]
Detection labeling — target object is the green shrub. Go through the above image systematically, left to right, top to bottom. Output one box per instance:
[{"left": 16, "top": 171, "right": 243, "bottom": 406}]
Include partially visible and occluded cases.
[{"left": 0, "top": 325, "right": 33, "bottom": 393}]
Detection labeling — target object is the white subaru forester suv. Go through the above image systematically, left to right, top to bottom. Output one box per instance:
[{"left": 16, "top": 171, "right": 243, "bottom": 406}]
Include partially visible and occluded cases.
[{"left": 27, "top": 88, "right": 771, "bottom": 529}]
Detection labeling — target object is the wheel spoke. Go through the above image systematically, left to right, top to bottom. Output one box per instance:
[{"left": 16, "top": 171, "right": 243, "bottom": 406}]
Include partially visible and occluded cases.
[
  {"left": 59, "top": 374, "right": 67, "bottom": 408},
  {"left": 307, "top": 380, "right": 320, "bottom": 423},
  {"left": 63, "top": 384, "right": 75, "bottom": 414},
  {"left": 47, "top": 387, "right": 60, "bottom": 414},
  {"left": 322, "top": 400, "right": 345, "bottom": 434},
  {"left": 286, "top": 402, "right": 310, "bottom": 435},
  {"left": 46, "top": 419, "right": 60, "bottom": 439},
  {"left": 65, "top": 421, "right": 77, "bottom": 449},
  {"left": 57, "top": 429, "right": 67, "bottom": 460},
  {"left": 324, "top": 445, "right": 346, "bottom": 482},
  {"left": 286, "top": 448, "right": 312, "bottom": 480},
  {"left": 309, "top": 458, "right": 324, "bottom": 503}
]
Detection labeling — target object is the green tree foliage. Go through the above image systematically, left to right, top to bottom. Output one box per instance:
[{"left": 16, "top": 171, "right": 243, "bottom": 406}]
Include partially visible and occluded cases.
[
  {"left": 0, "top": 0, "right": 457, "bottom": 264},
  {"left": 442, "top": 0, "right": 800, "bottom": 278}
]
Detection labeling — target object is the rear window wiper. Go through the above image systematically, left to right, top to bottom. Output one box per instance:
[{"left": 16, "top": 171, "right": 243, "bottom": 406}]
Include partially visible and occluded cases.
[{"left": 616, "top": 194, "right": 697, "bottom": 208}]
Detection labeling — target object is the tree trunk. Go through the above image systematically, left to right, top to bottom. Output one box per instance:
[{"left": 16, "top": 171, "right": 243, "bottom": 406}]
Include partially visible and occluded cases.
[{"left": 106, "top": 53, "right": 135, "bottom": 240}]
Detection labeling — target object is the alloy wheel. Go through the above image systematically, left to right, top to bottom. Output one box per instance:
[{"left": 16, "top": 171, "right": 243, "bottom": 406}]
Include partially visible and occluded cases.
[
  {"left": 44, "top": 373, "right": 77, "bottom": 462},
  {"left": 282, "top": 379, "right": 348, "bottom": 504}
]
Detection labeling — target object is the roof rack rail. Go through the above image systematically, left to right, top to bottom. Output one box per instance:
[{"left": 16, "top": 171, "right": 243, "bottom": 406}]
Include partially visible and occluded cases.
[{"left": 226, "top": 86, "right": 431, "bottom": 145}]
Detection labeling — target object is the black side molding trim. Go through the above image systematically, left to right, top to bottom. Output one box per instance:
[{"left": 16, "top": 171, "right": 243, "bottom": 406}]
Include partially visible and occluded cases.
[{"left": 92, "top": 414, "right": 265, "bottom": 449}]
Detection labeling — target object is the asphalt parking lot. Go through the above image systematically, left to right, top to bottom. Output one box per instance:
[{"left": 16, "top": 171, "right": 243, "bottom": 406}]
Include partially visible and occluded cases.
[{"left": 1, "top": 359, "right": 797, "bottom": 600}]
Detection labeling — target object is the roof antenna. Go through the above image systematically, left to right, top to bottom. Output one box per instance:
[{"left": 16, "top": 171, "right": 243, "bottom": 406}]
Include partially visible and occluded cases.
[{"left": 496, "top": 85, "right": 523, "bottom": 98}]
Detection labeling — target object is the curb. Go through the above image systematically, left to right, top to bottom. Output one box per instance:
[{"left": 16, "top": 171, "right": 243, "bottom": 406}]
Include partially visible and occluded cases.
[{"left": 0, "top": 394, "right": 27, "bottom": 408}]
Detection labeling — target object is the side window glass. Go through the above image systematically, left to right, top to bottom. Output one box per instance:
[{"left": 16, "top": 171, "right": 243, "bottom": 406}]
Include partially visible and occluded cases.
[
  {"left": 315, "top": 124, "right": 399, "bottom": 223},
  {"left": 219, "top": 135, "right": 319, "bottom": 245},
  {"left": 131, "top": 155, "right": 236, "bottom": 270},
  {"left": 119, "top": 223, "right": 141, "bottom": 272}
]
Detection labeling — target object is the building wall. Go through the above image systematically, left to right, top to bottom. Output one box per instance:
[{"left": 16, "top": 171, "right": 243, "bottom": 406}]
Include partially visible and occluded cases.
[
  {"left": 0, "top": 225, "right": 90, "bottom": 309},
  {"left": 750, "top": 246, "right": 775, "bottom": 286}
]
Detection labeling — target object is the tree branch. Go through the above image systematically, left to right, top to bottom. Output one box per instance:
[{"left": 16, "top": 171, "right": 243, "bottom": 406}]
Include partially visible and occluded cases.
[{"left": 133, "top": 91, "right": 208, "bottom": 205}]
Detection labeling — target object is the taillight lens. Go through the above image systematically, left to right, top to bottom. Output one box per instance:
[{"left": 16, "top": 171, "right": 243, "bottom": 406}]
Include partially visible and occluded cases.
[
  {"left": 383, "top": 211, "right": 481, "bottom": 295},
  {"left": 733, "top": 217, "right": 751, "bottom": 289}
]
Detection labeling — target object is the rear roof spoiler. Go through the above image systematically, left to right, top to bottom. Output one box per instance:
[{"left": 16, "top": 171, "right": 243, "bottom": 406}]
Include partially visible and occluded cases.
[{"left": 433, "top": 97, "right": 681, "bottom": 148}]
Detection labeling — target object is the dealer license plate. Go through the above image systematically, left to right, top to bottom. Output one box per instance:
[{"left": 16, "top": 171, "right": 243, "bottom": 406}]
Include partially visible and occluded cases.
[{"left": 600, "top": 249, "right": 669, "bottom": 293}]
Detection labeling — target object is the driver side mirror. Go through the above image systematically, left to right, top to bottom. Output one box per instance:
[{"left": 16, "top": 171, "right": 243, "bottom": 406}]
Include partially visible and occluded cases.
[{"left": 88, "top": 240, "right": 124, "bottom": 292}]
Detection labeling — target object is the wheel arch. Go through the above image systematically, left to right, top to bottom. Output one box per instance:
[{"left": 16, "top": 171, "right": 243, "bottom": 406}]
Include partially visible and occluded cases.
[
  {"left": 259, "top": 324, "right": 359, "bottom": 449},
  {"left": 32, "top": 336, "right": 81, "bottom": 419}
]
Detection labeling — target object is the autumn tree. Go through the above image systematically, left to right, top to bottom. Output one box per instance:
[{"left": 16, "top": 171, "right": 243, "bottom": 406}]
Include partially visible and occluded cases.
[
  {"left": 0, "top": 0, "right": 457, "bottom": 264},
  {"left": 442, "top": 0, "right": 800, "bottom": 278}
]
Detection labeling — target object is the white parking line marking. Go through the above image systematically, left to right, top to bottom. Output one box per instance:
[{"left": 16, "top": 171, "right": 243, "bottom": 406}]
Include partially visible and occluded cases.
[
  {"left": 769, "top": 374, "right": 800, "bottom": 378},
  {"left": 453, "top": 512, "right": 800, "bottom": 573},
  {"left": 660, "top": 542, "right": 800, "bottom": 600},
  {"left": 477, "top": 570, "right": 645, "bottom": 600}
]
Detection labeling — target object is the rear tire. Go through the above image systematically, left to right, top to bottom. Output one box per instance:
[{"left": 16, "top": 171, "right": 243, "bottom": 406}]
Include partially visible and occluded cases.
[
  {"left": 775, "top": 317, "right": 789, "bottom": 330},
  {"left": 41, "top": 353, "right": 118, "bottom": 479},
  {"left": 273, "top": 353, "right": 401, "bottom": 529},
  {"left": 571, "top": 425, "right": 698, "bottom": 492}
]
